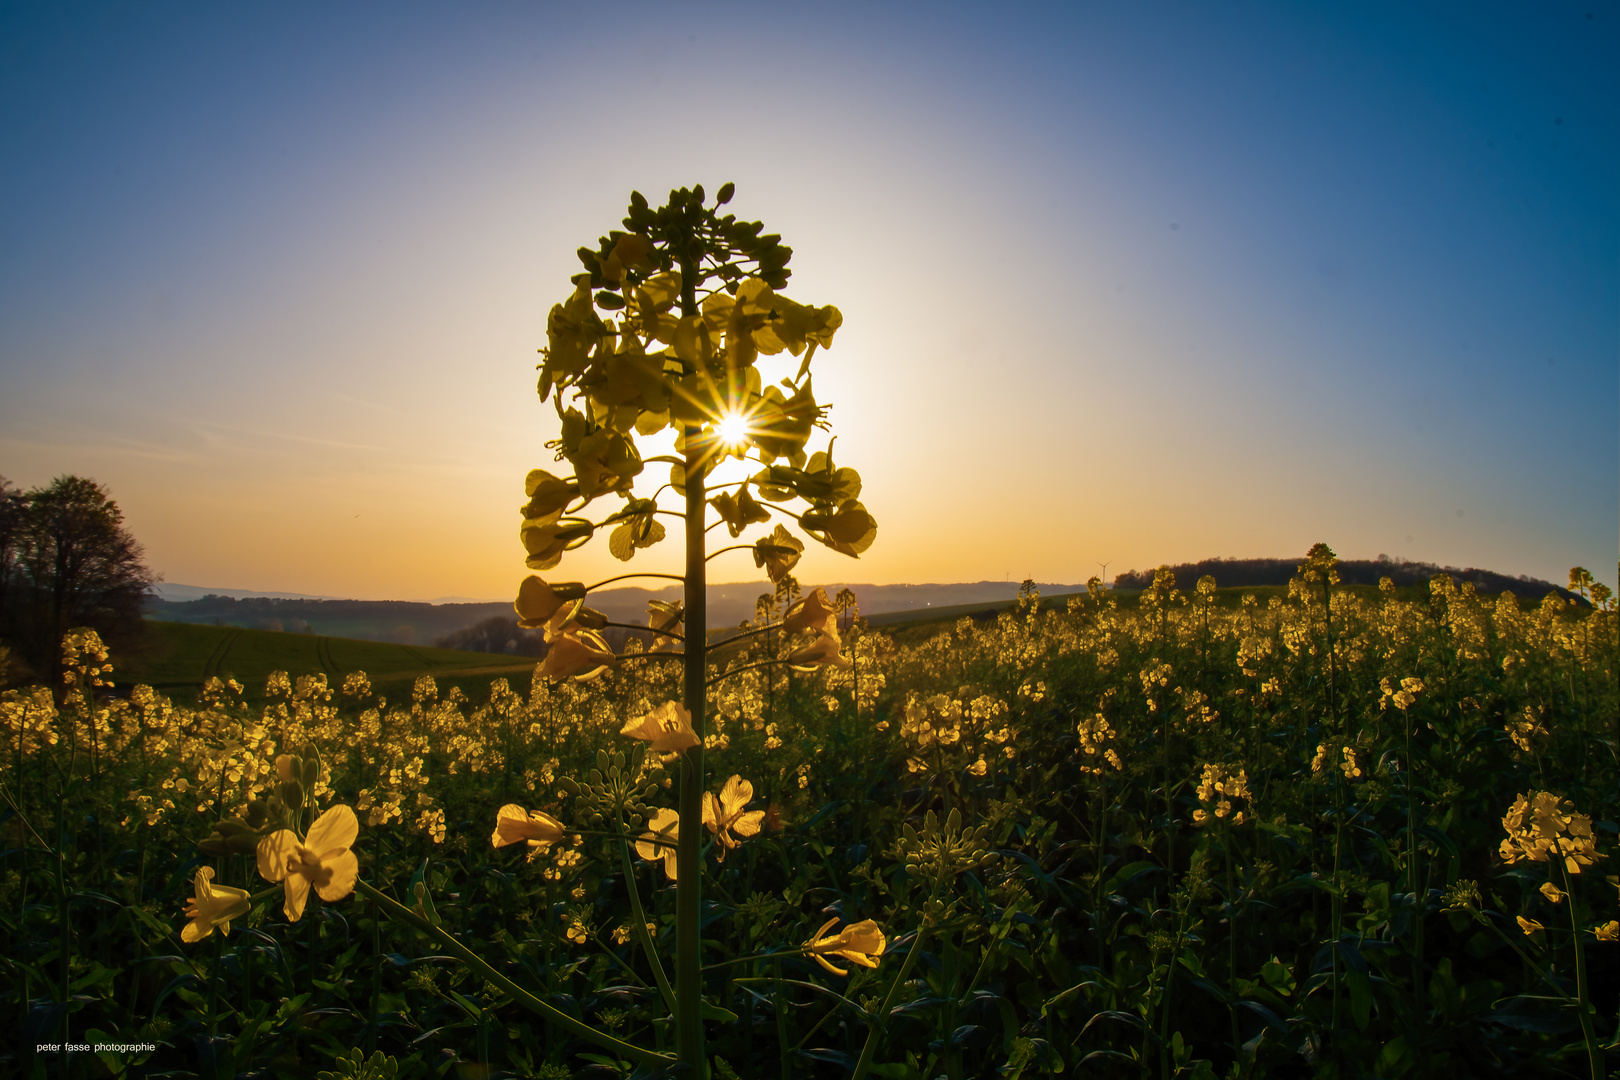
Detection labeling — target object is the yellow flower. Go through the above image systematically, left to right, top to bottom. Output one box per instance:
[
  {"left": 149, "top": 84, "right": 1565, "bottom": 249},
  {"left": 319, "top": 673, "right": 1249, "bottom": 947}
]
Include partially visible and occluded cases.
[
  {"left": 521, "top": 468, "right": 579, "bottom": 527},
  {"left": 710, "top": 487, "right": 771, "bottom": 537},
  {"left": 521, "top": 518, "right": 594, "bottom": 572},
  {"left": 752, "top": 524, "right": 804, "bottom": 583},
  {"left": 514, "top": 575, "right": 586, "bottom": 628},
  {"left": 782, "top": 588, "right": 838, "bottom": 637},
  {"left": 647, "top": 600, "right": 684, "bottom": 649},
  {"left": 785, "top": 626, "right": 850, "bottom": 672},
  {"left": 536, "top": 629, "right": 616, "bottom": 682},
  {"left": 621, "top": 700, "right": 699, "bottom": 755},
  {"left": 1194, "top": 763, "right": 1250, "bottom": 825},
  {"left": 702, "top": 775, "right": 765, "bottom": 860},
  {"left": 1500, "top": 791, "right": 1604, "bottom": 874},
  {"left": 256, "top": 804, "right": 360, "bottom": 923},
  {"left": 492, "top": 805, "right": 566, "bottom": 852},
  {"left": 636, "top": 808, "right": 680, "bottom": 881},
  {"left": 181, "top": 867, "right": 251, "bottom": 944},
  {"left": 1539, "top": 881, "right": 1565, "bottom": 904},
  {"left": 1516, "top": 915, "right": 1544, "bottom": 936},
  {"left": 804, "top": 917, "right": 885, "bottom": 976},
  {"left": 1594, "top": 921, "right": 1619, "bottom": 942}
]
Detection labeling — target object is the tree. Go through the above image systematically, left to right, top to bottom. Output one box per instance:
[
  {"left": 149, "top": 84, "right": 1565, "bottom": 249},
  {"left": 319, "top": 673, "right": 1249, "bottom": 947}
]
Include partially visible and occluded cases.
[
  {"left": 519, "top": 182, "right": 875, "bottom": 1070},
  {"left": 0, "top": 475, "right": 156, "bottom": 680}
]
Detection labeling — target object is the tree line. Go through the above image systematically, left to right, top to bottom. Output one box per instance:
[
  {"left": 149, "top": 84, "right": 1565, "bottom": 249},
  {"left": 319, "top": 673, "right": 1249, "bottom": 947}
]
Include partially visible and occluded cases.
[
  {"left": 0, "top": 475, "right": 155, "bottom": 686},
  {"left": 1112, "top": 553, "right": 1580, "bottom": 601}
]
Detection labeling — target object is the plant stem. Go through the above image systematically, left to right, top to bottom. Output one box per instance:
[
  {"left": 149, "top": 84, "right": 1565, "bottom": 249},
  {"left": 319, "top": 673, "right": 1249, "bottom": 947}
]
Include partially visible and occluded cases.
[
  {"left": 676, "top": 245, "right": 709, "bottom": 1076},
  {"left": 620, "top": 835, "right": 676, "bottom": 1014},
  {"left": 1560, "top": 862, "right": 1602, "bottom": 1080},
  {"left": 355, "top": 879, "right": 672, "bottom": 1066},
  {"left": 850, "top": 922, "right": 933, "bottom": 1080}
]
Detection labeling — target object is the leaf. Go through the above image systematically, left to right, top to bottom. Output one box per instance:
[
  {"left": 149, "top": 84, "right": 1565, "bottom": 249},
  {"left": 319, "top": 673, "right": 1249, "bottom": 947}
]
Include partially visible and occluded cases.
[
  {"left": 799, "top": 499, "right": 876, "bottom": 557},
  {"left": 609, "top": 523, "right": 636, "bottom": 562},
  {"left": 1104, "top": 860, "right": 1163, "bottom": 892},
  {"left": 1345, "top": 966, "right": 1373, "bottom": 1031},
  {"left": 1236, "top": 999, "right": 1288, "bottom": 1034},
  {"left": 700, "top": 1000, "right": 739, "bottom": 1022},
  {"left": 1080, "top": 1010, "right": 1147, "bottom": 1036}
]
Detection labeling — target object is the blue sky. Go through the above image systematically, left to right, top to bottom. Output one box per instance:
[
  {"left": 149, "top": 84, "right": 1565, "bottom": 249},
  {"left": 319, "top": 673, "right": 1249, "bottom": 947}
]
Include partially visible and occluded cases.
[{"left": 2, "top": 1, "right": 1614, "bottom": 599}]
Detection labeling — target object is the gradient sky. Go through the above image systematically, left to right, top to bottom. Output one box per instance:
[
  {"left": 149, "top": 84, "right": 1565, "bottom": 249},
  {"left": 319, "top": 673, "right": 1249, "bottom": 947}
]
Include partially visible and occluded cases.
[{"left": 2, "top": 1, "right": 1615, "bottom": 601}]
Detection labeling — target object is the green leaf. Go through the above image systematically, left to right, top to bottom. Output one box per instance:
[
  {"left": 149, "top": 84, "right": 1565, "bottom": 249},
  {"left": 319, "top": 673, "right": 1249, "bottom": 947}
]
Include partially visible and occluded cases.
[{"left": 700, "top": 1000, "right": 739, "bottom": 1022}]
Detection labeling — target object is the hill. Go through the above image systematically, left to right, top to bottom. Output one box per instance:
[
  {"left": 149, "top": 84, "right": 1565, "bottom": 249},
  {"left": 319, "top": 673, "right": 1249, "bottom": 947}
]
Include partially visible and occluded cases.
[
  {"left": 1112, "top": 555, "right": 1580, "bottom": 602},
  {"left": 142, "top": 580, "right": 1088, "bottom": 650},
  {"left": 127, "top": 620, "right": 537, "bottom": 704}
]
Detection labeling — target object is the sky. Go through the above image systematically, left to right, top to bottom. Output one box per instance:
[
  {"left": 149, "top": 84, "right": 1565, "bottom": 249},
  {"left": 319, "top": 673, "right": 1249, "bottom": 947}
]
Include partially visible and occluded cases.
[{"left": 2, "top": 1, "right": 1615, "bottom": 602}]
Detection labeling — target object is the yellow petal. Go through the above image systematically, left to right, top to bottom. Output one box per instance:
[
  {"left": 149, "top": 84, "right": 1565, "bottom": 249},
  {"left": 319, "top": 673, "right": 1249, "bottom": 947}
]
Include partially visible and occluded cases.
[
  {"left": 720, "top": 774, "right": 753, "bottom": 817},
  {"left": 307, "top": 805, "right": 359, "bottom": 857},
  {"left": 257, "top": 830, "right": 297, "bottom": 883},
  {"left": 315, "top": 850, "right": 359, "bottom": 902},
  {"left": 283, "top": 874, "right": 312, "bottom": 923}
]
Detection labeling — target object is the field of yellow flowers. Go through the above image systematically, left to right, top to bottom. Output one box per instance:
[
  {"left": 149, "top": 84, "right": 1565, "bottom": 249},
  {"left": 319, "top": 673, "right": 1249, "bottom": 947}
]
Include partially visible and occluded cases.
[{"left": 1, "top": 558, "right": 1615, "bottom": 1079}]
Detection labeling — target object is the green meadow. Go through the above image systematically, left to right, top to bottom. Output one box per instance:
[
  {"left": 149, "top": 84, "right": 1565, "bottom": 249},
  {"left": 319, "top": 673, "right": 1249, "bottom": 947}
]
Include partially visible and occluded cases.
[{"left": 128, "top": 621, "right": 538, "bottom": 704}]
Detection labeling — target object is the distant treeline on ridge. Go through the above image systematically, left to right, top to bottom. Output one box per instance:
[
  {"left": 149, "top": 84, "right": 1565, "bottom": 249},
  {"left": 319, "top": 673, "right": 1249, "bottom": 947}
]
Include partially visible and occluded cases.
[{"left": 1112, "top": 555, "right": 1579, "bottom": 602}]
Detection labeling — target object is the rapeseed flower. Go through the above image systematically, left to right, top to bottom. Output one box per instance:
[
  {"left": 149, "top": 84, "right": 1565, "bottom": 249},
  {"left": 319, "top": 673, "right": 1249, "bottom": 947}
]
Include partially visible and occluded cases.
[
  {"left": 752, "top": 524, "right": 804, "bottom": 583},
  {"left": 515, "top": 575, "right": 586, "bottom": 628},
  {"left": 783, "top": 588, "right": 838, "bottom": 637},
  {"left": 648, "top": 600, "right": 683, "bottom": 649},
  {"left": 785, "top": 626, "right": 850, "bottom": 672},
  {"left": 537, "top": 629, "right": 616, "bottom": 682},
  {"left": 620, "top": 700, "right": 699, "bottom": 755},
  {"left": 1193, "top": 764, "right": 1250, "bottom": 825},
  {"left": 703, "top": 774, "right": 765, "bottom": 860},
  {"left": 1500, "top": 791, "right": 1603, "bottom": 875},
  {"left": 256, "top": 804, "right": 360, "bottom": 922},
  {"left": 492, "top": 805, "right": 565, "bottom": 852},
  {"left": 636, "top": 808, "right": 680, "bottom": 880},
  {"left": 181, "top": 867, "right": 251, "bottom": 944},
  {"left": 804, "top": 918, "right": 885, "bottom": 976}
]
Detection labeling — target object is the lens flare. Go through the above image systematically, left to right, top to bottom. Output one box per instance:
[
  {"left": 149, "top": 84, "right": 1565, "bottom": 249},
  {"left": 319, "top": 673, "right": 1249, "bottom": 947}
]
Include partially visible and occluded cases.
[{"left": 717, "top": 411, "right": 749, "bottom": 448}]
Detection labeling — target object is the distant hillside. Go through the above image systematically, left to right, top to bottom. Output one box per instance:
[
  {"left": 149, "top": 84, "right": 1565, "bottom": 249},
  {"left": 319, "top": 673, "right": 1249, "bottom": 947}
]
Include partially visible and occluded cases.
[
  {"left": 1112, "top": 556, "right": 1580, "bottom": 602},
  {"left": 145, "top": 558, "right": 1578, "bottom": 660},
  {"left": 143, "top": 580, "right": 1084, "bottom": 652},
  {"left": 126, "top": 620, "right": 537, "bottom": 704}
]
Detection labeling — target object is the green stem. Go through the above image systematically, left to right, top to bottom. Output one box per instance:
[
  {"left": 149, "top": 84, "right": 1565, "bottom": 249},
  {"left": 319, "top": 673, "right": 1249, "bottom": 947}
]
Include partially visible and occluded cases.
[
  {"left": 678, "top": 239, "right": 710, "bottom": 1076},
  {"left": 620, "top": 836, "right": 677, "bottom": 1015},
  {"left": 1560, "top": 862, "right": 1602, "bottom": 1080},
  {"left": 354, "top": 879, "right": 673, "bottom": 1066},
  {"left": 850, "top": 922, "right": 933, "bottom": 1080},
  {"left": 772, "top": 958, "right": 792, "bottom": 1080},
  {"left": 732, "top": 976, "right": 870, "bottom": 1017}
]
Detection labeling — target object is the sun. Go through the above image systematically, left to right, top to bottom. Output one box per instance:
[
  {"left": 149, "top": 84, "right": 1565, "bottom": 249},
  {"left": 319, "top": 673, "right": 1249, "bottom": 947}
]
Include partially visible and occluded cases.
[{"left": 716, "top": 411, "right": 750, "bottom": 448}]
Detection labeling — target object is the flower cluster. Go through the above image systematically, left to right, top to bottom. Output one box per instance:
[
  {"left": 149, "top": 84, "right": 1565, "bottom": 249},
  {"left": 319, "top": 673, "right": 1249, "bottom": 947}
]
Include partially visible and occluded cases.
[
  {"left": 1380, "top": 676, "right": 1425, "bottom": 711},
  {"left": 1074, "top": 712, "right": 1122, "bottom": 774},
  {"left": 1192, "top": 763, "right": 1250, "bottom": 826},
  {"left": 1499, "top": 792, "right": 1603, "bottom": 875}
]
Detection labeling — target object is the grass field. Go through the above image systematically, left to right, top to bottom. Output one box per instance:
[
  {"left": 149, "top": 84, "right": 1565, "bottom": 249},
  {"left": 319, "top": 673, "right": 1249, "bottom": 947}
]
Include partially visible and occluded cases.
[{"left": 128, "top": 620, "right": 538, "bottom": 703}]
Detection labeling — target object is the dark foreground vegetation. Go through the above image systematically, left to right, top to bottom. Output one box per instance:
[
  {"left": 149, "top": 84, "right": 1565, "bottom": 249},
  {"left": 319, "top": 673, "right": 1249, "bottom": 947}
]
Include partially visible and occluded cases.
[{"left": 2, "top": 558, "right": 1616, "bottom": 1079}]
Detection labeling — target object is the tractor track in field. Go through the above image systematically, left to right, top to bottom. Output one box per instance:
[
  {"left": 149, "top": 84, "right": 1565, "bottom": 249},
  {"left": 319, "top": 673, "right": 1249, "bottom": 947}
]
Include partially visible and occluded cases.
[
  {"left": 201, "top": 628, "right": 243, "bottom": 681},
  {"left": 315, "top": 635, "right": 338, "bottom": 679}
]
